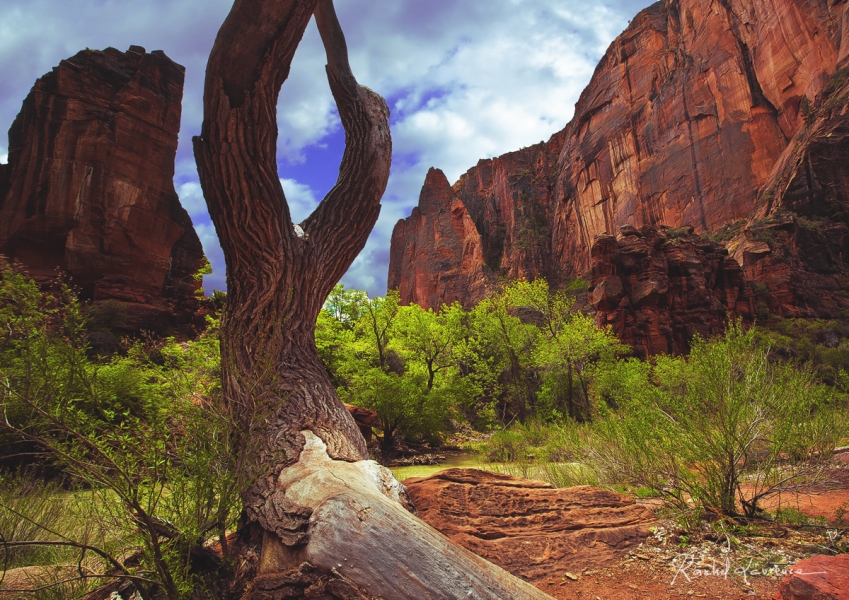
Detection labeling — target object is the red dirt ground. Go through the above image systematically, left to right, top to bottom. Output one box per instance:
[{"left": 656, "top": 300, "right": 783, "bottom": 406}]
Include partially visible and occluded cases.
[{"left": 534, "top": 461, "right": 849, "bottom": 600}]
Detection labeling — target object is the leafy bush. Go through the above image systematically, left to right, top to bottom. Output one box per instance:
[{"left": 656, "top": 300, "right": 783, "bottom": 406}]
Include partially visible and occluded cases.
[
  {"left": 0, "top": 265, "right": 244, "bottom": 599},
  {"left": 484, "top": 322, "right": 848, "bottom": 519},
  {"left": 579, "top": 322, "right": 848, "bottom": 516}
]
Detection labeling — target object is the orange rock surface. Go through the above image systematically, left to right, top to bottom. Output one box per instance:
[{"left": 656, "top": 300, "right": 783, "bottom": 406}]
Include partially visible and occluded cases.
[
  {"left": 389, "top": 0, "right": 849, "bottom": 323},
  {"left": 551, "top": 0, "right": 843, "bottom": 274},
  {"left": 0, "top": 46, "right": 204, "bottom": 332},
  {"left": 734, "top": 62, "right": 849, "bottom": 319},
  {"left": 388, "top": 134, "right": 564, "bottom": 309},
  {"left": 388, "top": 168, "right": 489, "bottom": 309},
  {"left": 590, "top": 225, "right": 754, "bottom": 357},
  {"left": 403, "top": 468, "right": 656, "bottom": 584},
  {"left": 775, "top": 554, "right": 849, "bottom": 600}
]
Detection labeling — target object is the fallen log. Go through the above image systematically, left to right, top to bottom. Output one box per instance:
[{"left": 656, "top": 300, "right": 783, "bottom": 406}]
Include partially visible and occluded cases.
[{"left": 253, "top": 432, "right": 553, "bottom": 599}]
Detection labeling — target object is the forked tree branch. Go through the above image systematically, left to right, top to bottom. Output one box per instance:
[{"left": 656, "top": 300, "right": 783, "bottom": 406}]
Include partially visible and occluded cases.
[
  {"left": 194, "top": 0, "right": 391, "bottom": 313},
  {"left": 303, "top": 0, "right": 392, "bottom": 296}
]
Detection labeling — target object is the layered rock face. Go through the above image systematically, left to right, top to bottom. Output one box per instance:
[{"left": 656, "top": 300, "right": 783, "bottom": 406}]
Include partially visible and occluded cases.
[
  {"left": 390, "top": 0, "right": 849, "bottom": 326},
  {"left": 551, "top": 0, "right": 844, "bottom": 274},
  {"left": 0, "top": 46, "right": 204, "bottom": 331},
  {"left": 732, "top": 66, "right": 849, "bottom": 319},
  {"left": 388, "top": 134, "right": 564, "bottom": 309},
  {"left": 388, "top": 168, "right": 489, "bottom": 309},
  {"left": 591, "top": 225, "right": 754, "bottom": 357},
  {"left": 404, "top": 468, "right": 655, "bottom": 584}
]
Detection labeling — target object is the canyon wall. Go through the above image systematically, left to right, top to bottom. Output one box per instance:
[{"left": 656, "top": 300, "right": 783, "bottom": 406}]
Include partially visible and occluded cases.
[
  {"left": 390, "top": 0, "right": 849, "bottom": 330},
  {"left": 551, "top": 0, "right": 836, "bottom": 274},
  {"left": 0, "top": 46, "right": 205, "bottom": 332},
  {"left": 732, "top": 61, "right": 849, "bottom": 319},
  {"left": 388, "top": 133, "right": 564, "bottom": 308},
  {"left": 387, "top": 168, "right": 489, "bottom": 309},
  {"left": 591, "top": 225, "right": 754, "bottom": 357}
]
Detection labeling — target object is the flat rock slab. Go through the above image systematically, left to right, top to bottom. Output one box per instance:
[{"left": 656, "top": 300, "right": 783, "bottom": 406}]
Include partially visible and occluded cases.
[
  {"left": 404, "top": 468, "right": 656, "bottom": 583},
  {"left": 776, "top": 554, "right": 849, "bottom": 600}
]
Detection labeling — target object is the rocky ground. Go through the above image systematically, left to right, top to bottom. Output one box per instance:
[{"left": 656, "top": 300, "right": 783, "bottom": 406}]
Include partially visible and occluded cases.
[
  {"left": 405, "top": 459, "right": 849, "bottom": 600},
  {"left": 537, "top": 516, "right": 845, "bottom": 599}
]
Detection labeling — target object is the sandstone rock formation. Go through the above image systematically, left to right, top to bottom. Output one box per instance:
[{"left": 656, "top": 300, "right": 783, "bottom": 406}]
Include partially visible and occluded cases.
[
  {"left": 389, "top": 0, "right": 849, "bottom": 326},
  {"left": 550, "top": 0, "right": 845, "bottom": 274},
  {"left": 0, "top": 46, "right": 204, "bottom": 332},
  {"left": 733, "top": 65, "right": 849, "bottom": 319},
  {"left": 388, "top": 134, "right": 564, "bottom": 309},
  {"left": 388, "top": 168, "right": 489, "bottom": 309},
  {"left": 736, "top": 212, "right": 849, "bottom": 319},
  {"left": 591, "top": 225, "right": 754, "bottom": 357},
  {"left": 344, "top": 403, "right": 379, "bottom": 443},
  {"left": 403, "top": 468, "right": 656, "bottom": 584},
  {"left": 775, "top": 554, "right": 849, "bottom": 600}
]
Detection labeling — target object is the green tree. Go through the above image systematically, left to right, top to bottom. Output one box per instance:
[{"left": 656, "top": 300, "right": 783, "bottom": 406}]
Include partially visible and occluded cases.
[
  {"left": 324, "top": 283, "right": 368, "bottom": 327},
  {"left": 466, "top": 284, "right": 539, "bottom": 424},
  {"left": 315, "top": 285, "right": 363, "bottom": 387},
  {"left": 360, "top": 290, "right": 400, "bottom": 370},
  {"left": 331, "top": 292, "right": 462, "bottom": 455},
  {"left": 393, "top": 302, "right": 465, "bottom": 392},
  {"left": 533, "top": 312, "right": 626, "bottom": 422}
]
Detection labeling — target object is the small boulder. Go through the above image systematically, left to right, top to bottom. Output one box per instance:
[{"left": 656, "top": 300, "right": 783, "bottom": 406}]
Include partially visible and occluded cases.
[
  {"left": 344, "top": 403, "right": 379, "bottom": 443},
  {"left": 775, "top": 554, "right": 849, "bottom": 600}
]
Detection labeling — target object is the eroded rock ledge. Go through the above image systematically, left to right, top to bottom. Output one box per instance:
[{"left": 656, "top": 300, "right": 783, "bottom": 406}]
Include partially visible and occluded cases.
[
  {"left": 590, "top": 225, "right": 755, "bottom": 357},
  {"left": 404, "top": 468, "right": 656, "bottom": 585}
]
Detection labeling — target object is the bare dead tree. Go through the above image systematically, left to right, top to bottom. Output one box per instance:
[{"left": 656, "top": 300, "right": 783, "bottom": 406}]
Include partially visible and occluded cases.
[{"left": 193, "top": 1, "right": 552, "bottom": 597}]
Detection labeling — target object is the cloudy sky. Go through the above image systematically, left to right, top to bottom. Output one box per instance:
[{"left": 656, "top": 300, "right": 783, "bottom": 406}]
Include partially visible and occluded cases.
[{"left": 0, "top": 0, "right": 652, "bottom": 296}]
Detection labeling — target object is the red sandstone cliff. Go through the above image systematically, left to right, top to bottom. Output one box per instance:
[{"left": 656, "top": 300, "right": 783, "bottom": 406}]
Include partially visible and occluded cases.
[
  {"left": 389, "top": 0, "right": 849, "bottom": 321},
  {"left": 553, "top": 0, "right": 845, "bottom": 274},
  {"left": 0, "top": 46, "right": 204, "bottom": 331},
  {"left": 730, "top": 62, "right": 849, "bottom": 319},
  {"left": 388, "top": 133, "right": 564, "bottom": 308},
  {"left": 388, "top": 168, "right": 489, "bottom": 309},
  {"left": 591, "top": 225, "right": 754, "bottom": 357}
]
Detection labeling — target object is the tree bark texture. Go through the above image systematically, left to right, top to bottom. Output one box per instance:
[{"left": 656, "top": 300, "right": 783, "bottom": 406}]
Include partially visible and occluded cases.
[
  {"left": 194, "top": 0, "right": 389, "bottom": 477},
  {"left": 193, "top": 1, "right": 554, "bottom": 597}
]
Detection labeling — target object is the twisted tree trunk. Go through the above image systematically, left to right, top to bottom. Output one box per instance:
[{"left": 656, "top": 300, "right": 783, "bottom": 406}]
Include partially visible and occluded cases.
[{"left": 194, "top": 1, "right": 552, "bottom": 597}]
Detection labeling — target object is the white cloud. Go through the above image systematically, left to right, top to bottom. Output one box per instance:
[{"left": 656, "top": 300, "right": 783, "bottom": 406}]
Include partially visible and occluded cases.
[
  {"left": 318, "top": 0, "right": 639, "bottom": 294},
  {"left": 281, "top": 178, "right": 320, "bottom": 224},
  {"left": 176, "top": 181, "right": 207, "bottom": 219},
  {"left": 194, "top": 222, "right": 226, "bottom": 294},
  {"left": 342, "top": 250, "right": 381, "bottom": 296}
]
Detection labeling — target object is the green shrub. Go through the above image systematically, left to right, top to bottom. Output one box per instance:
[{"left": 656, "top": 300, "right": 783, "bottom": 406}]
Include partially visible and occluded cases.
[
  {"left": 0, "top": 265, "right": 245, "bottom": 599},
  {"left": 577, "top": 322, "right": 848, "bottom": 516},
  {"left": 485, "top": 428, "right": 532, "bottom": 463},
  {"left": 773, "top": 507, "right": 827, "bottom": 526}
]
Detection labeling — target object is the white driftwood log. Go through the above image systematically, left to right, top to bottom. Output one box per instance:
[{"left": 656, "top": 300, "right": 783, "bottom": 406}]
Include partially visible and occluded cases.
[{"left": 261, "top": 431, "right": 554, "bottom": 600}]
